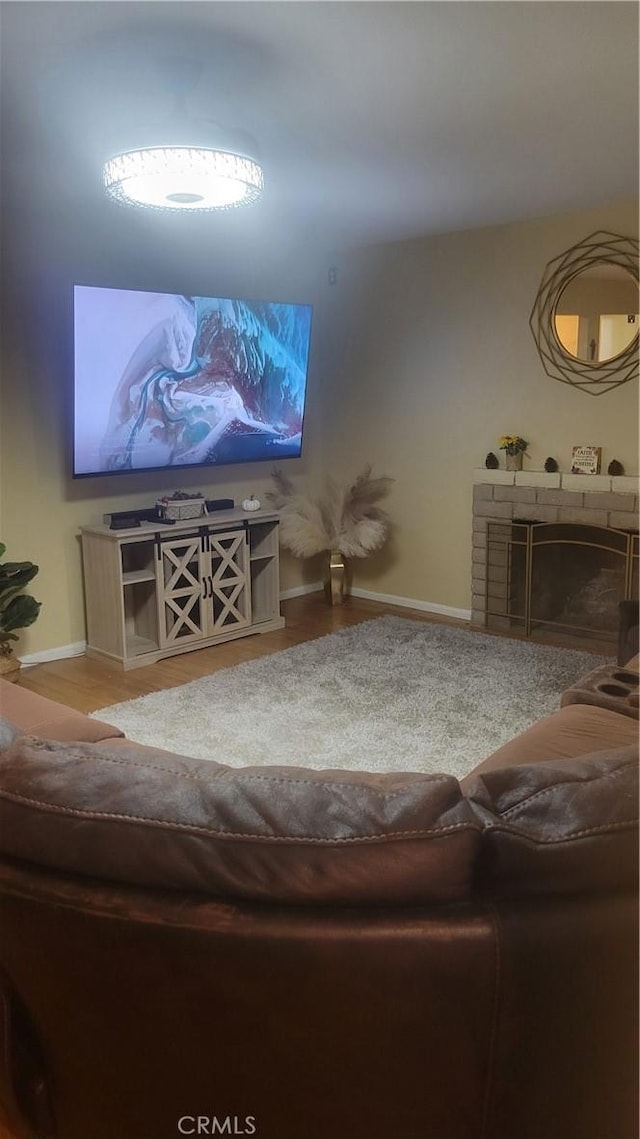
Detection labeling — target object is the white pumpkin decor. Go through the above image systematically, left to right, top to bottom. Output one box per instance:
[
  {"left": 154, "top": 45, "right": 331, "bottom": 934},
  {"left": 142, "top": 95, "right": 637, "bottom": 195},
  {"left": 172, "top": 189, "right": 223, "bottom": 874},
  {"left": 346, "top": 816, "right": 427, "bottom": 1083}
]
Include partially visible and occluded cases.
[{"left": 242, "top": 495, "right": 261, "bottom": 512}]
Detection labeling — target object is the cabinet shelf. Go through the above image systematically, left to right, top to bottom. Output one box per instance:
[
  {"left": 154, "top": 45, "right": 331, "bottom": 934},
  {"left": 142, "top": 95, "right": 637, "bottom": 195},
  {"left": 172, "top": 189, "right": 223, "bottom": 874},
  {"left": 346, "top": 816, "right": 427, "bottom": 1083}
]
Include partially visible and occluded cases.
[
  {"left": 249, "top": 521, "right": 278, "bottom": 558},
  {"left": 121, "top": 541, "right": 155, "bottom": 578},
  {"left": 123, "top": 570, "right": 156, "bottom": 586},
  {"left": 126, "top": 634, "right": 160, "bottom": 657}
]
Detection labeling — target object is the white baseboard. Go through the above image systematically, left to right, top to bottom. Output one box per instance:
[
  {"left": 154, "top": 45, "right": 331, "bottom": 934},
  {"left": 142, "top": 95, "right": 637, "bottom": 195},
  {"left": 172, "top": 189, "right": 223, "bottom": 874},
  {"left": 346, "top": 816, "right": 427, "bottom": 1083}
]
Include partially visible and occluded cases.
[
  {"left": 280, "top": 581, "right": 471, "bottom": 622},
  {"left": 280, "top": 582, "right": 323, "bottom": 600},
  {"left": 349, "top": 587, "right": 471, "bottom": 622},
  {"left": 19, "top": 640, "right": 87, "bottom": 666}
]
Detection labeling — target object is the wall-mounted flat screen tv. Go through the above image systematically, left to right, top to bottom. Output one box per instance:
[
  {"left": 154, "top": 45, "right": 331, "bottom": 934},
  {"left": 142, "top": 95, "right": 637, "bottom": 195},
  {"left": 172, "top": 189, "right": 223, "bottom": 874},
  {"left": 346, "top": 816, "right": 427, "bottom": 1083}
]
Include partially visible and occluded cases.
[{"left": 73, "top": 285, "right": 313, "bottom": 477}]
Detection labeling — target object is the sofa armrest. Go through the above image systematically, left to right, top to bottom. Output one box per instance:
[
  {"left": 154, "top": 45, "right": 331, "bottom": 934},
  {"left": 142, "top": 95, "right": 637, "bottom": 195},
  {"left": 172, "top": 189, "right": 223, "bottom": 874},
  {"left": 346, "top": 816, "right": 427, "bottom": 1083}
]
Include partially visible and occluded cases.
[
  {"left": 560, "top": 660, "right": 638, "bottom": 720},
  {"left": 0, "top": 678, "right": 123, "bottom": 743},
  {"left": 462, "top": 703, "right": 638, "bottom": 788}
]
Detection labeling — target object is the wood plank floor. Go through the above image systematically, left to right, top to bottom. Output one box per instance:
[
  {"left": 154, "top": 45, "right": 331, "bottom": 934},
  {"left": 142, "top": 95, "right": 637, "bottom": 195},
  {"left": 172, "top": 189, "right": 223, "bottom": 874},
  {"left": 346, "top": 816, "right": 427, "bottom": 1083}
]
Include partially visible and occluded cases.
[
  {"left": 13, "top": 590, "right": 612, "bottom": 714},
  {"left": 14, "top": 593, "right": 466, "bottom": 712}
]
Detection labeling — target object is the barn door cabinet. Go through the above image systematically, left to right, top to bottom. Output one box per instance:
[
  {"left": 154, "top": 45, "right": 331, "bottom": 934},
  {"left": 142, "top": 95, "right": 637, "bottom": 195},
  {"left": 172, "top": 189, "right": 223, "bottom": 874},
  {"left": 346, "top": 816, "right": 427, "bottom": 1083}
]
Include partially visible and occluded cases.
[{"left": 81, "top": 510, "right": 284, "bottom": 670}]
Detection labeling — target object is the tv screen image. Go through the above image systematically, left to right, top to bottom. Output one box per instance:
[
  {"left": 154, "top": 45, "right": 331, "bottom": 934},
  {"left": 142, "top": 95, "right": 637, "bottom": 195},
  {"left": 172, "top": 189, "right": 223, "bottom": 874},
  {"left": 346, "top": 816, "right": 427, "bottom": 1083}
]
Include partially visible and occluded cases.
[{"left": 73, "top": 285, "right": 312, "bottom": 476}]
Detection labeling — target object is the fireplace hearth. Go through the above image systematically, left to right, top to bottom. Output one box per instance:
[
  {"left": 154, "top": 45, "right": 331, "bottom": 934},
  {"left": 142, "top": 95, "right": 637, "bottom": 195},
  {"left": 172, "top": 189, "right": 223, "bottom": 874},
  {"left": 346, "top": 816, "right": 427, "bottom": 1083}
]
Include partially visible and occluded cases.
[{"left": 472, "top": 470, "right": 639, "bottom": 647}]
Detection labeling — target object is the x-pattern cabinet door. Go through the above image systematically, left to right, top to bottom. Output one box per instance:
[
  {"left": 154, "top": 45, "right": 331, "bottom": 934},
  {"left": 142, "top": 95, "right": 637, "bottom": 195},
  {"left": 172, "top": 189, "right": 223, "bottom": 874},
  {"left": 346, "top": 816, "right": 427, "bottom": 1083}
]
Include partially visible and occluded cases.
[
  {"left": 205, "top": 528, "right": 251, "bottom": 634},
  {"left": 156, "top": 533, "right": 207, "bottom": 649}
]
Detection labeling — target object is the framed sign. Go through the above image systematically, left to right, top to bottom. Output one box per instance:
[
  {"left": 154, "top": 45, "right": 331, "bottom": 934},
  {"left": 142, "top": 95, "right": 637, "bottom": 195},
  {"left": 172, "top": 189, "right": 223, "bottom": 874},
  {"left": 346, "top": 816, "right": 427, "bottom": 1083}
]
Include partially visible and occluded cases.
[{"left": 571, "top": 445, "right": 602, "bottom": 475}]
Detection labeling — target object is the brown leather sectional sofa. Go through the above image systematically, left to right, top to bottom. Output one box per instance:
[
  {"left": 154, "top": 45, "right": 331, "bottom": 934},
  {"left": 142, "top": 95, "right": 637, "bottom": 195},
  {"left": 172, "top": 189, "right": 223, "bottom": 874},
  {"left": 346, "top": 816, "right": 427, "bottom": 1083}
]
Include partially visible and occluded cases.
[{"left": 0, "top": 654, "right": 638, "bottom": 1139}]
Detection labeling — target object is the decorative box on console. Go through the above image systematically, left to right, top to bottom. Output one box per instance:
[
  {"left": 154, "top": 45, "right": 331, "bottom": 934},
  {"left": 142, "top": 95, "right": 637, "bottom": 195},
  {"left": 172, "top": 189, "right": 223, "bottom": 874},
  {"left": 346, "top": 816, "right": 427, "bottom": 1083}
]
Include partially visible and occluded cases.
[{"left": 156, "top": 493, "right": 206, "bottom": 521}]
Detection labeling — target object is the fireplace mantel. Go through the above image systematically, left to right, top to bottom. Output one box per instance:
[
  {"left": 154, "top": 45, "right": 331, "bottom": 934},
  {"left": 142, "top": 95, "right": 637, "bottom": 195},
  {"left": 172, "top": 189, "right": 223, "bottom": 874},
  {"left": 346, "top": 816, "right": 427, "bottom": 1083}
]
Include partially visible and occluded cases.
[
  {"left": 473, "top": 468, "right": 639, "bottom": 495},
  {"left": 471, "top": 469, "right": 639, "bottom": 639}
]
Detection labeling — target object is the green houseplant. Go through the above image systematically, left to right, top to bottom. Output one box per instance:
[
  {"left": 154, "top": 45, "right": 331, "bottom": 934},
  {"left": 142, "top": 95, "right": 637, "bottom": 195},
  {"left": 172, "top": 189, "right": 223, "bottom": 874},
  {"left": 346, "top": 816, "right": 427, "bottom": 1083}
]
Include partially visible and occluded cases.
[{"left": 0, "top": 542, "right": 41, "bottom": 680}]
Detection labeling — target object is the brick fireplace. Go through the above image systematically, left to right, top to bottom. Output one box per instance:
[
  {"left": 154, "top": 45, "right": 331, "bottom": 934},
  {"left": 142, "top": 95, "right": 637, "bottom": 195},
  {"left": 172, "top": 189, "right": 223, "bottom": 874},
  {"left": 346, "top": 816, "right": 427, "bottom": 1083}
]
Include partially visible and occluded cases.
[{"left": 471, "top": 470, "right": 639, "bottom": 645}]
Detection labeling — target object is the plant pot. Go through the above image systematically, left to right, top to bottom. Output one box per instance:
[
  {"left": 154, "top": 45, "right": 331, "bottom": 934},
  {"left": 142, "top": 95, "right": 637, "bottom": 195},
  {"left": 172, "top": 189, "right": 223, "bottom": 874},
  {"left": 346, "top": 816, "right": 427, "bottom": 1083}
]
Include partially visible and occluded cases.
[
  {"left": 505, "top": 452, "right": 523, "bottom": 472},
  {"left": 324, "top": 550, "right": 347, "bottom": 606},
  {"left": 0, "top": 645, "right": 21, "bottom": 682}
]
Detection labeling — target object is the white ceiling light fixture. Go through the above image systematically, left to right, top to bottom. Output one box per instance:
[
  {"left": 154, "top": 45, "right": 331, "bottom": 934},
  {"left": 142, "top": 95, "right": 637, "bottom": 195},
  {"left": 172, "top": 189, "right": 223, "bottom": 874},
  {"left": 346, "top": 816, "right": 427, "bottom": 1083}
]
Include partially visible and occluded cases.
[
  {"left": 103, "top": 57, "right": 263, "bottom": 212},
  {"left": 103, "top": 138, "right": 263, "bottom": 212}
]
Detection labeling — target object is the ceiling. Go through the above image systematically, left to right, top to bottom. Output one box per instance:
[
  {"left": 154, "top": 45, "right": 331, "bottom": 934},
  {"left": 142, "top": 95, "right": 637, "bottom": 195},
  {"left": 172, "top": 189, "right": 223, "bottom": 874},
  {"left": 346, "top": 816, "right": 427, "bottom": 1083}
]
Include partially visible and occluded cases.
[{"left": 1, "top": 1, "right": 638, "bottom": 253}]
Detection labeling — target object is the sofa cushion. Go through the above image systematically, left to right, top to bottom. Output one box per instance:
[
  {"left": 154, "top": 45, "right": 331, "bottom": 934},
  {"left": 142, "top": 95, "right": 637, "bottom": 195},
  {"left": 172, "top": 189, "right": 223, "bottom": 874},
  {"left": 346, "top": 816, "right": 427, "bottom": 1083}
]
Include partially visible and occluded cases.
[
  {"left": 0, "top": 678, "right": 124, "bottom": 743},
  {"left": 463, "top": 702, "right": 638, "bottom": 786},
  {"left": 0, "top": 736, "right": 480, "bottom": 906},
  {"left": 466, "top": 746, "right": 638, "bottom": 897}
]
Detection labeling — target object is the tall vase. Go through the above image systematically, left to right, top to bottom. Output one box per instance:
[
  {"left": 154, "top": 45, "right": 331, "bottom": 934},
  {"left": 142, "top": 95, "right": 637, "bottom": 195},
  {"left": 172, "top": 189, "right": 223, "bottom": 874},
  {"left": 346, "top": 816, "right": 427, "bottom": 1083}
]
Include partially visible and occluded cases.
[
  {"left": 505, "top": 451, "right": 523, "bottom": 472},
  {"left": 324, "top": 549, "right": 346, "bottom": 605}
]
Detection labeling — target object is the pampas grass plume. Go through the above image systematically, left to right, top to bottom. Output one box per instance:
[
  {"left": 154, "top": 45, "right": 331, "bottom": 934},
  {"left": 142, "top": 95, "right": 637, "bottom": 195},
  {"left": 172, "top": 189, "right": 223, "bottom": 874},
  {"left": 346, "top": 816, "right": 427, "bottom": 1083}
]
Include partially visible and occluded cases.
[{"left": 266, "top": 466, "right": 393, "bottom": 558}]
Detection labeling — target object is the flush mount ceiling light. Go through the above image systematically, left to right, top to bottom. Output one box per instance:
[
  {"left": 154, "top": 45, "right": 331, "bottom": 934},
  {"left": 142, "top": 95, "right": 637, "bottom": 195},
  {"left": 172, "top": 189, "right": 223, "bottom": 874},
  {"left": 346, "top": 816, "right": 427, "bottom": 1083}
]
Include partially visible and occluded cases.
[
  {"left": 102, "top": 57, "right": 264, "bottom": 212},
  {"left": 103, "top": 143, "right": 263, "bottom": 212}
]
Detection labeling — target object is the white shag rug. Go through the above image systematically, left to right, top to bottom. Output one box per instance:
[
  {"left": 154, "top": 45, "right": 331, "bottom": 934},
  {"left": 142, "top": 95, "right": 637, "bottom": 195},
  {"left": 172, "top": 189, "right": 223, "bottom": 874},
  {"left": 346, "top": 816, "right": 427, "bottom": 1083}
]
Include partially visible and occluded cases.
[{"left": 93, "top": 617, "right": 605, "bottom": 780}]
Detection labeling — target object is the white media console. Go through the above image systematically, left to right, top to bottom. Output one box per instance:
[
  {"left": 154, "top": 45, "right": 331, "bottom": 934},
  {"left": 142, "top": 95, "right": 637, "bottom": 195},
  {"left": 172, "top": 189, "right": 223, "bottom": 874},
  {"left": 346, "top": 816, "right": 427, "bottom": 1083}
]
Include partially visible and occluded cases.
[{"left": 81, "top": 509, "right": 284, "bottom": 670}]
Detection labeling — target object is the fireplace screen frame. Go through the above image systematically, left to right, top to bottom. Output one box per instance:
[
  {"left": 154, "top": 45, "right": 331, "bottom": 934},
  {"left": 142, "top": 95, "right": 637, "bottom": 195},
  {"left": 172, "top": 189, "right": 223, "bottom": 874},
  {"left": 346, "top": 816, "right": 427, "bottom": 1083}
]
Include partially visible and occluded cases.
[{"left": 485, "top": 521, "right": 638, "bottom": 643}]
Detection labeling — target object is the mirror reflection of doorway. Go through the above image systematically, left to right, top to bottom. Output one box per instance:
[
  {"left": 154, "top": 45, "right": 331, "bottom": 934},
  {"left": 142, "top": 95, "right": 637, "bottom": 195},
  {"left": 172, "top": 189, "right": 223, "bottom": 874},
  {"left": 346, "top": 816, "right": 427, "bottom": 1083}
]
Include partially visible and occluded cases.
[{"left": 599, "top": 313, "right": 638, "bottom": 360}]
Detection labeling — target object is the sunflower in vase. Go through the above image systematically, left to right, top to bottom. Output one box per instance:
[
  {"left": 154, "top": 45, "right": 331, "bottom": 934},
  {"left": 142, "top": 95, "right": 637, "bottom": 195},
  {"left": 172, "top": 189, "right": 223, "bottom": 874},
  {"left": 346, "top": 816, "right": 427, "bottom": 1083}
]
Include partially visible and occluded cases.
[{"left": 499, "top": 435, "right": 529, "bottom": 471}]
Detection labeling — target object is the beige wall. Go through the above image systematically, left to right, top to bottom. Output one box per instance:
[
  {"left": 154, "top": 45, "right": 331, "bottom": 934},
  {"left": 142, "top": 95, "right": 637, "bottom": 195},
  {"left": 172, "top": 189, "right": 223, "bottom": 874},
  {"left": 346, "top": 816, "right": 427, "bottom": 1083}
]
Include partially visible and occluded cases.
[
  {"left": 1, "top": 199, "right": 638, "bottom": 656},
  {"left": 319, "top": 201, "right": 639, "bottom": 614}
]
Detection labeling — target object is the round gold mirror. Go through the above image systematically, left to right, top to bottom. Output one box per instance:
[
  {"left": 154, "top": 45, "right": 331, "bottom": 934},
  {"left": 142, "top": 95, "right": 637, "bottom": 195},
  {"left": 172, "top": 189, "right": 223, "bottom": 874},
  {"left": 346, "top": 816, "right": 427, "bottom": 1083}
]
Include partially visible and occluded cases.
[
  {"left": 530, "top": 231, "right": 639, "bottom": 396},
  {"left": 554, "top": 263, "right": 639, "bottom": 363}
]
